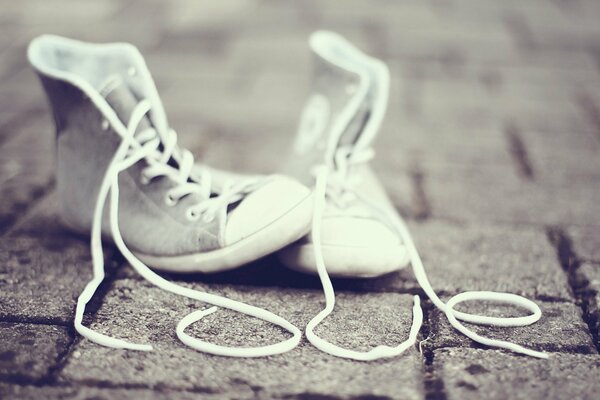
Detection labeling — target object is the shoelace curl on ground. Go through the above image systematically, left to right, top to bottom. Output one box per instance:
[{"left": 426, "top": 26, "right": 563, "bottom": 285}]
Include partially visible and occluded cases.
[
  {"left": 75, "top": 99, "right": 302, "bottom": 357},
  {"left": 75, "top": 99, "right": 548, "bottom": 360},
  {"left": 306, "top": 145, "right": 548, "bottom": 360}
]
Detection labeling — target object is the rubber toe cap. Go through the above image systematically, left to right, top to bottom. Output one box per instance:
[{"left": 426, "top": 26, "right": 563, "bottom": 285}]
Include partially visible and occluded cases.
[{"left": 224, "top": 176, "right": 311, "bottom": 245}]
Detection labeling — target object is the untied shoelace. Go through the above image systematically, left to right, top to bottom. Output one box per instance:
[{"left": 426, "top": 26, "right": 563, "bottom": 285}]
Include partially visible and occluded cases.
[
  {"left": 75, "top": 98, "right": 548, "bottom": 360},
  {"left": 74, "top": 99, "right": 302, "bottom": 357},
  {"left": 305, "top": 144, "right": 549, "bottom": 361}
]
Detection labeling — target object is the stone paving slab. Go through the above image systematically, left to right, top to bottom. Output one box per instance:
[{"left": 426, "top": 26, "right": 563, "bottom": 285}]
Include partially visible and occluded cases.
[
  {"left": 0, "top": 0, "right": 599, "bottom": 398},
  {"left": 390, "top": 63, "right": 598, "bottom": 135},
  {"left": 0, "top": 69, "right": 48, "bottom": 115},
  {"left": 160, "top": 73, "right": 307, "bottom": 129},
  {"left": 0, "top": 112, "right": 54, "bottom": 233},
  {"left": 376, "top": 123, "right": 510, "bottom": 169},
  {"left": 420, "top": 161, "right": 600, "bottom": 227},
  {"left": 0, "top": 195, "right": 118, "bottom": 324},
  {"left": 123, "top": 219, "right": 572, "bottom": 300},
  {"left": 398, "top": 220, "right": 572, "bottom": 300},
  {"left": 569, "top": 227, "right": 600, "bottom": 262},
  {"left": 0, "top": 235, "right": 116, "bottom": 324},
  {"left": 117, "top": 253, "right": 421, "bottom": 296},
  {"left": 577, "top": 263, "right": 600, "bottom": 346},
  {"left": 59, "top": 279, "right": 424, "bottom": 398},
  {"left": 427, "top": 300, "right": 596, "bottom": 354},
  {"left": 0, "top": 322, "right": 71, "bottom": 383},
  {"left": 433, "top": 348, "right": 600, "bottom": 400},
  {"left": 0, "top": 384, "right": 230, "bottom": 400}
]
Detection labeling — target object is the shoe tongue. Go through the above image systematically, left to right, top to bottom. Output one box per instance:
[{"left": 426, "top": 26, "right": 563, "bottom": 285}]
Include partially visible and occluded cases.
[
  {"left": 294, "top": 32, "right": 384, "bottom": 157},
  {"left": 99, "top": 75, "right": 152, "bottom": 133}
]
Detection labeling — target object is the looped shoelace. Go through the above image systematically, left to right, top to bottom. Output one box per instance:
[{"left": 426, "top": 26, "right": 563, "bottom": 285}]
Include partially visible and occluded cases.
[
  {"left": 74, "top": 99, "right": 302, "bottom": 357},
  {"left": 306, "top": 146, "right": 549, "bottom": 360}
]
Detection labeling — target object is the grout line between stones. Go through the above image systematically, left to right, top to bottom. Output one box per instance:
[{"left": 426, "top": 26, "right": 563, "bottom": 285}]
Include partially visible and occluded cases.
[
  {"left": 577, "top": 93, "right": 600, "bottom": 144},
  {"left": 504, "top": 121, "right": 534, "bottom": 180},
  {"left": 546, "top": 226, "right": 600, "bottom": 353},
  {"left": 38, "top": 255, "right": 125, "bottom": 386},
  {"left": 420, "top": 298, "right": 448, "bottom": 400},
  {"left": 0, "top": 316, "right": 69, "bottom": 327},
  {"left": 0, "top": 376, "right": 222, "bottom": 396}
]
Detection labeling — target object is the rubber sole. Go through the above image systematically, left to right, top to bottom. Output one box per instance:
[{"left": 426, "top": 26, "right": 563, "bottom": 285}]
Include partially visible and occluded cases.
[
  {"left": 133, "top": 193, "right": 314, "bottom": 273},
  {"left": 279, "top": 241, "right": 410, "bottom": 278}
]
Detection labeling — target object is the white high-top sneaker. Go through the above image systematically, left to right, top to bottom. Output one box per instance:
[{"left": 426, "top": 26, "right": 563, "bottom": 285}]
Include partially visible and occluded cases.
[
  {"left": 280, "top": 31, "right": 548, "bottom": 361},
  {"left": 279, "top": 32, "right": 407, "bottom": 278},
  {"left": 28, "top": 35, "right": 311, "bottom": 357}
]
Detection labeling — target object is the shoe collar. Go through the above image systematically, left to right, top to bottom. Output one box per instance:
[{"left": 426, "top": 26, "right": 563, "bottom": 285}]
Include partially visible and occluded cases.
[
  {"left": 308, "top": 30, "right": 390, "bottom": 161},
  {"left": 27, "top": 34, "right": 169, "bottom": 139}
]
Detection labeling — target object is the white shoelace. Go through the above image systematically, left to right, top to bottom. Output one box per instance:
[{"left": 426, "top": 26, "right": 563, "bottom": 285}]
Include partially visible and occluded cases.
[
  {"left": 73, "top": 99, "right": 548, "bottom": 360},
  {"left": 74, "top": 99, "right": 302, "bottom": 357},
  {"left": 307, "top": 146, "right": 549, "bottom": 360}
]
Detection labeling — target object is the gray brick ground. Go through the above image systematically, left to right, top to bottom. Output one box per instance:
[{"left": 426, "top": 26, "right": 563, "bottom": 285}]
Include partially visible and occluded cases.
[
  {"left": 1, "top": 0, "right": 599, "bottom": 398},
  {"left": 0, "top": 113, "right": 54, "bottom": 233},
  {"left": 421, "top": 161, "right": 600, "bottom": 227},
  {"left": 0, "top": 196, "right": 118, "bottom": 324},
  {"left": 165, "top": 219, "right": 571, "bottom": 300},
  {"left": 402, "top": 220, "right": 572, "bottom": 300},
  {"left": 569, "top": 227, "right": 600, "bottom": 262},
  {"left": 0, "top": 235, "right": 117, "bottom": 324},
  {"left": 578, "top": 263, "right": 600, "bottom": 345},
  {"left": 59, "top": 279, "right": 424, "bottom": 399},
  {"left": 427, "top": 300, "right": 596, "bottom": 354},
  {"left": 0, "top": 323, "right": 71, "bottom": 382},
  {"left": 434, "top": 348, "right": 600, "bottom": 400},
  {"left": 0, "top": 384, "right": 231, "bottom": 400}
]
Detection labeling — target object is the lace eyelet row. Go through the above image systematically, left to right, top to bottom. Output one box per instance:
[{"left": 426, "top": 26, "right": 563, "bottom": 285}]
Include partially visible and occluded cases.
[
  {"left": 164, "top": 193, "right": 214, "bottom": 223},
  {"left": 186, "top": 208, "right": 215, "bottom": 223}
]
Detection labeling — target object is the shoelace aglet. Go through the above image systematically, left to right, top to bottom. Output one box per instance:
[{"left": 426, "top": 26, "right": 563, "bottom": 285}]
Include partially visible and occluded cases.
[{"left": 125, "top": 343, "right": 154, "bottom": 352}]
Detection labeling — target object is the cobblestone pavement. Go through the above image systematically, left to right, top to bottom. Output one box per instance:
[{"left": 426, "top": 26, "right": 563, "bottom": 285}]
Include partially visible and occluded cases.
[{"left": 1, "top": 1, "right": 600, "bottom": 399}]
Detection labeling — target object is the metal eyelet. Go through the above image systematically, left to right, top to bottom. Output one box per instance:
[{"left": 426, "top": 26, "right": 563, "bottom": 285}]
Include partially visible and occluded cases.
[
  {"left": 139, "top": 172, "right": 150, "bottom": 185},
  {"left": 165, "top": 193, "right": 177, "bottom": 206},
  {"left": 186, "top": 209, "right": 200, "bottom": 221}
]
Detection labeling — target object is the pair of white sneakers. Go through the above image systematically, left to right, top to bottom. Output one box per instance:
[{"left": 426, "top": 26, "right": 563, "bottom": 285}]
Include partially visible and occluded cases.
[{"left": 28, "top": 32, "right": 547, "bottom": 360}]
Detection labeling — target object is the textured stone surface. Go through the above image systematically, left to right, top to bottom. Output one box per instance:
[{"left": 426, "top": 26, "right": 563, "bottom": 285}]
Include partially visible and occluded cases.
[
  {"left": 0, "top": 0, "right": 599, "bottom": 398},
  {"left": 0, "top": 113, "right": 54, "bottom": 233},
  {"left": 421, "top": 161, "right": 600, "bottom": 227},
  {"left": 0, "top": 196, "right": 118, "bottom": 324},
  {"left": 148, "top": 220, "right": 573, "bottom": 301},
  {"left": 404, "top": 220, "right": 572, "bottom": 300},
  {"left": 570, "top": 227, "right": 600, "bottom": 262},
  {"left": 0, "top": 235, "right": 118, "bottom": 324},
  {"left": 116, "top": 252, "right": 420, "bottom": 295},
  {"left": 578, "top": 263, "right": 600, "bottom": 345},
  {"left": 60, "top": 279, "right": 424, "bottom": 398},
  {"left": 427, "top": 300, "right": 596, "bottom": 354},
  {"left": 0, "top": 323, "right": 71, "bottom": 382},
  {"left": 434, "top": 348, "right": 600, "bottom": 400},
  {"left": 0, "top": 383, "right": 251, "bottom": 400}
]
